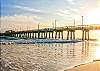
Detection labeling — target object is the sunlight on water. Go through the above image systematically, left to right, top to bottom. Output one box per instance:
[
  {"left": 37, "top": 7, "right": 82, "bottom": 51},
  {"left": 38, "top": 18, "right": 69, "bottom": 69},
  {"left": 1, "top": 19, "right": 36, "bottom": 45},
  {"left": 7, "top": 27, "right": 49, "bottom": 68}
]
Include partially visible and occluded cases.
[
  {"left": 91, "top": 30, "right": 100, "bottom": 40},
  {"left": 1, "top": 35, "right": 100, "bottom": 71},
  {"left": 1, "top": 40, "right": 100, "bottom": 71},
  {"left": 95, "top": 46, "right": 100, "bottom": 59}
]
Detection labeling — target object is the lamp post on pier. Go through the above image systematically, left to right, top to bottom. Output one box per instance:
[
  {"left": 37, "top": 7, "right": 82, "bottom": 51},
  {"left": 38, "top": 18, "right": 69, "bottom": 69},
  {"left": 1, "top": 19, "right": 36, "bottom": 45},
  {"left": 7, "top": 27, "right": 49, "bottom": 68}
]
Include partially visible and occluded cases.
[
  {"left": 82, "top": 16, "right": 84, "bottom": 28},
  {"left": 74, "top": 18, "right": 75, "bottom": 27},
  {"left": 55, "top": 20, "right": 56, "bottom": 29},
  {"left": 38, "top": 23, "right": 40, "bottom": 38}
]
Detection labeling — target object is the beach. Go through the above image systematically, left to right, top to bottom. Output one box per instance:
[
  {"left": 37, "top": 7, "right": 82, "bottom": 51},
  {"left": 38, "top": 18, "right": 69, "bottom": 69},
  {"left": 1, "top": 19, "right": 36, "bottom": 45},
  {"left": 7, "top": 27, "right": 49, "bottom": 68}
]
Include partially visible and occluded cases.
[
  {"left": 1, "top": 0, "right": 100, "bottom": 70},
  {"left": 64, "top": 60, "right": 100, "bottom": 71}
]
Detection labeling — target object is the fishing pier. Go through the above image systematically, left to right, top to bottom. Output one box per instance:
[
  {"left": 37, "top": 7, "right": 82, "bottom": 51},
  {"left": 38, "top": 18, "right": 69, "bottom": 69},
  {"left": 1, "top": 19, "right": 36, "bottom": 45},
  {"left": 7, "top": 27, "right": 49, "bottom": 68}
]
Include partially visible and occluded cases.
[{"left": 2, "top": 25, "right": 100, "bottom": 40}]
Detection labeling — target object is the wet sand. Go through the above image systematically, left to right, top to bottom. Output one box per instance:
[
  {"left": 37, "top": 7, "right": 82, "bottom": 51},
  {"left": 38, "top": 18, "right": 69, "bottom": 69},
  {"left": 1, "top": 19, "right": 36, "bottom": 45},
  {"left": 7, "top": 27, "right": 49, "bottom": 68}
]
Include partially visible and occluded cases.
[{"left": 64, "top": 61, "right": 100, "bottom": 71}]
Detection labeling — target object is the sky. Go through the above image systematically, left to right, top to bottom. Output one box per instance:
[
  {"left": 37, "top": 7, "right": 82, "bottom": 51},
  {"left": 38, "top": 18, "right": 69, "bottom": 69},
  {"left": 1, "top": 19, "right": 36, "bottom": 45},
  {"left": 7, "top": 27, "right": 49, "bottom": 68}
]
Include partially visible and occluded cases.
[{"left": 0, "top": 0, "right": 100, "bottom": 33}]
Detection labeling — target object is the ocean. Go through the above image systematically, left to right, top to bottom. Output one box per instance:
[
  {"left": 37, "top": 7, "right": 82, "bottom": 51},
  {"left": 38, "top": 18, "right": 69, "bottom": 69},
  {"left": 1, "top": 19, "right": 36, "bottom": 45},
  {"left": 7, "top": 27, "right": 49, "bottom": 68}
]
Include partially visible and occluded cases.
[{"left": 0, "top": 36, "right": 100, "bottom": 71}]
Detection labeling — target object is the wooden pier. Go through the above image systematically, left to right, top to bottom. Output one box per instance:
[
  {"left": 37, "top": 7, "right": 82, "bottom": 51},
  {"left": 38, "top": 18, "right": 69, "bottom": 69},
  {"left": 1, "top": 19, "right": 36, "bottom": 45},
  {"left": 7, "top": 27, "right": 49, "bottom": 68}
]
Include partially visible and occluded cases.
[{"left": 1, "top": 25, "right": 100, "bottom": 40}]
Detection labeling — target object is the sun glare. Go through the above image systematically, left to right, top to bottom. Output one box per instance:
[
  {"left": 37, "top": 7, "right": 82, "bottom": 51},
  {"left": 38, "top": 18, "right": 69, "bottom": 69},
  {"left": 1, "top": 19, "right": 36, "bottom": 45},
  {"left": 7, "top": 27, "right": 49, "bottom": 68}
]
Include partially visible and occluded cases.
[
  {"left": 85, "top": 9, "right": 100, "bottom": 24},
  {"left": 93, "top": 30, "right": 100, "bottom": 40},
  {"left": 95, "top": 46, "right": 100, "bottom": 59}
]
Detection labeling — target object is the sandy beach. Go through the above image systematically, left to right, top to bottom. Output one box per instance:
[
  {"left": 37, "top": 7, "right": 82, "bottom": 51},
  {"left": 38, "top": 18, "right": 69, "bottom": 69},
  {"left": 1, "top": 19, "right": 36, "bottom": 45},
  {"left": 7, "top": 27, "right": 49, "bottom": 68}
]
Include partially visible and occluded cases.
[{"left": 64, "top": 61, "right": 100, "bottom": 71}]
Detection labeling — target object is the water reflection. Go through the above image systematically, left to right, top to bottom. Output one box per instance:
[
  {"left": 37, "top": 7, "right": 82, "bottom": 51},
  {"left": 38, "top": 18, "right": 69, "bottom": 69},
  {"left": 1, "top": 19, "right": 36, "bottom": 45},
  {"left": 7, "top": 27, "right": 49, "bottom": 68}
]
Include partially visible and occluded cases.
[
  {"left": 1, "top": 40, "right": 100, "bottom": 71},
  {"left": 34, "top": 41, "right": 100, "bottom": 70},
  {"left": 81, "top": 41, "right": 89, "bottom": 57},
  {"left": 31, "top": 42, "right": 89, "bottom": 70}
]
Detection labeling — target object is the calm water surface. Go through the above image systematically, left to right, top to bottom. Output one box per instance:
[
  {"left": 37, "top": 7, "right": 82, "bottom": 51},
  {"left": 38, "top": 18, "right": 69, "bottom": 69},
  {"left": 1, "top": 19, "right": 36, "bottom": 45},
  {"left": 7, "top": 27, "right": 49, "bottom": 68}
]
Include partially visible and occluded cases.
[{"left": 1, "top": 40, "right": 100, "bottom": 71}]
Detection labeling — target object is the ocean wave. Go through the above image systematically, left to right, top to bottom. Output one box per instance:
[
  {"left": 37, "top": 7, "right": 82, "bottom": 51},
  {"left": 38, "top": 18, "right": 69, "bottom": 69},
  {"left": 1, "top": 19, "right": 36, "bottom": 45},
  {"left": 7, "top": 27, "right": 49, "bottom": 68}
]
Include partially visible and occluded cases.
[{"left": 0, "top": 36, "right": 81, "bottom": 44}]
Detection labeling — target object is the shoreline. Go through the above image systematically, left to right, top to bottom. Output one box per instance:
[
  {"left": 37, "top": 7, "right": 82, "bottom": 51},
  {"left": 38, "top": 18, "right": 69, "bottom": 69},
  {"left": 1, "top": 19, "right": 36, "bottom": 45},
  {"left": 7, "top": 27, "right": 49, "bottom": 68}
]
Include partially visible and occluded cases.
[
  {"left": 0, "top": 39, "right": 82, "bottom": 44},
  {"left": 64, "top": 60, "right": 100, "bottom": 71}
]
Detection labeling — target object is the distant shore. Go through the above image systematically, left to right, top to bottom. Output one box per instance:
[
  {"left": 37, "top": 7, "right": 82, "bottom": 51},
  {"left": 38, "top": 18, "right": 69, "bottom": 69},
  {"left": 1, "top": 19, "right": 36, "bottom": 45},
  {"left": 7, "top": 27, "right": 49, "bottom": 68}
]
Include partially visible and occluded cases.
[{"left": 64, "top": 60, "right": 100, "bottom": 71}]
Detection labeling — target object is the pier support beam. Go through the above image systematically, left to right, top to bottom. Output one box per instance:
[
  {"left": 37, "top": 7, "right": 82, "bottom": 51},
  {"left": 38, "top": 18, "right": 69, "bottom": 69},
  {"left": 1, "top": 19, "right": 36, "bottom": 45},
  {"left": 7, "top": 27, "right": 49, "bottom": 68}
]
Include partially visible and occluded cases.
[
  {"left": 67, "top": 30, "right": 75, "bottom": 40},
  {"left": 82, "top": 30, "right": 89, "bottom": 40},
  {"left": 61, "top": 31, "right": 63, "bottom": 39},
  {"left": 67, "top": 31, "right": 69, "bottom": 40},
  {"left": 73, "top": 31, "right": 75, "bottom": 40},
  {"left": 88, "top": 31, "right": 89, "bottom": 40},
  {"left": 38, "top": 32, "right": 40, "bottom": 39},
  {"left": 43, "top": 32, "right": 45, "bottom": 38},
  {"left": 45, "top": 32, "right": 47, "bottom": 38},
  {"left": 49, "top": 32, "right": 51, "bottom": 39},
  {"left": 52, "top": 32, "right": 53, "bottom": 39},
  {"left": 55, "top": 32, "right": 57, "bottom": 39},
  {"left": 58, "top": 32, "right": 60, "bottom": 39},
  {"left": 70, "top": 32, "right": 72, "bottom": 40},
  {"left": 19, "top": 33, "right": 21, "bottom": 38},
  {"left": 23, "top": 33, "right": 25, "bottom": 38},
  {"left": 26, "top": 33, "right": 28, "bottom": 38},
  {"left": 27, "top": 33, "right": 29, "bottom": 38},
  {"left": 29, "top": 33, "right": 31, "bottom": 38},
  {"left": 32, "top": 33, "right": 34, "bottom": 38},
  {"left": 35, "top": 33, "right": 37, "bottom": 38},
  {"left": 41, "top": 33, "right": 43, "bottom": 38},
  {"left": 16, "top": 34, "right": 18, "bottom": 37}
]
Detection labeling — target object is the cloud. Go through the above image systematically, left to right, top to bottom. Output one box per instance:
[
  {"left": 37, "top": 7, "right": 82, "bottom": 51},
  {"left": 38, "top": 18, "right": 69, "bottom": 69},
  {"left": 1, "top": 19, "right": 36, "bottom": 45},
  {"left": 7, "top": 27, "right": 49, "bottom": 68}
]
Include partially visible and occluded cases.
[
  {"left": 65, "top": 0, "right": 75, "bottom": 4},
  {"left": 67, "top": 0, "right": 73, "bottom": 3},
  {"left": 15, "top": 5, "right": 42, "bottom": 13},
  {"left": 56, "top": 9, "right": 70, "bottom": 16},
  {"left": 56, "top": 12, "right": 65, "bottom": 16},
  {"left": 0, "top": 15, "right": 41, "bottom": 33},
  {"left": 1, "top": 15, "right": 41, "bottom": 21}
]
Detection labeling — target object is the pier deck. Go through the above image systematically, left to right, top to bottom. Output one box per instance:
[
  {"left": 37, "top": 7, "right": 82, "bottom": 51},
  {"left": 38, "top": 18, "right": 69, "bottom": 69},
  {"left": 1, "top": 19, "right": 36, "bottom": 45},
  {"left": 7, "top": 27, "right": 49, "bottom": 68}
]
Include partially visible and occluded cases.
[{"left": 1, "top": 25, "right": 100, "bottom": 40}]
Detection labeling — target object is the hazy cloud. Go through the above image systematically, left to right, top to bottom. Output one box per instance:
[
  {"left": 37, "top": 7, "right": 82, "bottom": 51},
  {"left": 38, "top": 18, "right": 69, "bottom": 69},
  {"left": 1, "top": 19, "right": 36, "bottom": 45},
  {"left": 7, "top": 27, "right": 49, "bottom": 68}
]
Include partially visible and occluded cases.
[
  {"left": 65, "top": 0, "right": 75, "bottom": 4},
  {"left": 15, "top": 5, "right": 42, "bottom": 13},
  {"left": 56, "top": 9, "right": 70, "bottom": 16},
  {"left": 0, "top": 15, "right": 41, "bottom": 32},
  {"left": 1, "top": 15, "right": 41, "bottom": 22}
]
